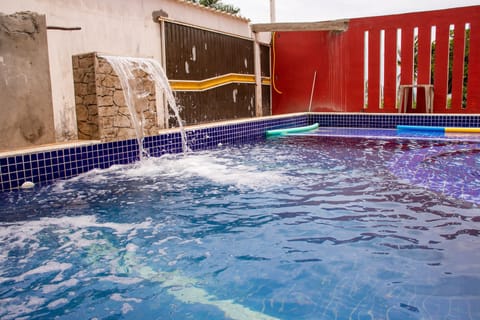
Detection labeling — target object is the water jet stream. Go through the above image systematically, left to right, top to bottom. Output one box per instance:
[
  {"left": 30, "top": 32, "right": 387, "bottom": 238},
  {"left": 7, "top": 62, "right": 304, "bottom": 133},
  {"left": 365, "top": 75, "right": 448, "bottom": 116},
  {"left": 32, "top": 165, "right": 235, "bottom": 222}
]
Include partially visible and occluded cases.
[{"left": 102, "top": 55, "right": 189, "bottom": 158}]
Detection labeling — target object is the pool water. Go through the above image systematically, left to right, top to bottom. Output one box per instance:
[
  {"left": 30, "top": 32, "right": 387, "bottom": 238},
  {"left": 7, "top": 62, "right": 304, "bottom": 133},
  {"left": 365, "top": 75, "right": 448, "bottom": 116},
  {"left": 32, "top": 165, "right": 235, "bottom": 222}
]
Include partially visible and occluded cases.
[
  {"left": 300, "top": 127, "right": 480, "bottom": 142},
  {"left": 0, "top": 136, "right": 479, "bottom": 320}
]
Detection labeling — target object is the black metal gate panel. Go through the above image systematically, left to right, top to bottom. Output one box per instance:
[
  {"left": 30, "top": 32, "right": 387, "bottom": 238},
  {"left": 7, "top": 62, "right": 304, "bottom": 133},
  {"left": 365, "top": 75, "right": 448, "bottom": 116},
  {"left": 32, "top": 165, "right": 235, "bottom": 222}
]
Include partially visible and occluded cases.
[{"left": 165, "top": 22, "right": 270, "bottom": 125}]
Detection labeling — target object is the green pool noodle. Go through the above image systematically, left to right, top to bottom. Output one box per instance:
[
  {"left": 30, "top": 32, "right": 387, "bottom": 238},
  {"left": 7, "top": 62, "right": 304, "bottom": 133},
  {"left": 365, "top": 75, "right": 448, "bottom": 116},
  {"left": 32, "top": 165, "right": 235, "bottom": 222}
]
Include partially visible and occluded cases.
[{"left": 266, "top": 123, "right": 319, "bottom": 137}]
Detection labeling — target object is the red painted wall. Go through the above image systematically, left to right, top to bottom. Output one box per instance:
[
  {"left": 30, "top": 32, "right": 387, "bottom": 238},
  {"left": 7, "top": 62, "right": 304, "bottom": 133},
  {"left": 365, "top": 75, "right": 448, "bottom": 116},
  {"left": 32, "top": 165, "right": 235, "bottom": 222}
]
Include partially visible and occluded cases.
[{"left": 272, "top": 6, "right": 480, "bottom": 114}]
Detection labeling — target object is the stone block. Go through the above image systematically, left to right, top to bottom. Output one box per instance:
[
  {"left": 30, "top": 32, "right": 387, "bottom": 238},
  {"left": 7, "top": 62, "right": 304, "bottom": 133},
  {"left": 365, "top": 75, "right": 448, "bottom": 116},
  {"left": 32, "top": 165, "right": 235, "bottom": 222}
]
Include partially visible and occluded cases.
[
  {"left": 72, "top": 52, "right": 160, "bottom": 142},
  {"left": 78, "top": 55, "right": 94, "bottom": 69},
  {"left": 72, "top": 56, "right": 79, "bottom": 69},
  {"left": 97, "top": 58, "right": 113, "bottom": 74},
  {"left": 82, "top": 71, "right": 95, "bottom": 84},
  {"left": 102, "top": 75, "right": 121, "bottom": 89},
  {"left": 74, "top": 83, "right": 88, "bottom": 96},
  {"left": 96, "top": 85, "right": 114, "bottom": 97},
  {"left": 113, "top": 90, "right": 126, "bottom": 106},
  {"left": 83, "top": 94, "right": 97, "bottom": 106},
  {"left": 74, "top": 95, "right": 84, "bottom": 105},
  {"left": 97, "top": 95, "right": 114, "bottom": 107},
  {"left": 76, "top": 105, "right": 88, "bottom": 121},
  {"left": 88, "top": 105, "right": 98, "bottom": 117},
  {"left": 98, "top": 105, "right": 118, "bottom": 117},
  {"left": 118, "top": 106, "right": 130, "bottom": 116},
  {"left": 114, "top": 114, "right": 132, "bottom": 128},
  {"left": 100, "top": 116, "right": 114, "bottom": 129},
  {"left": 78, "top": 122, "right": 99, "bottom": 140},
  {"left": 101, "top": 127, "right": 116, "bottom": 141},
  {"left": 116, "top": 127, "right": 135, "bottom": 140}
]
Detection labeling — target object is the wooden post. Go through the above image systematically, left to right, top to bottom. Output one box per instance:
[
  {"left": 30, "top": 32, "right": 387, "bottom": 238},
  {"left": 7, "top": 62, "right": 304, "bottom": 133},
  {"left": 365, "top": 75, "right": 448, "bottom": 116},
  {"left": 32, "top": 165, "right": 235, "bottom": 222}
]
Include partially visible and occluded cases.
[
  {"left": 159, "top": 19, "right": 169, "bottom": 128},
  {"left": 251, "top": 20, "right": 349, "bottom": 33},
  {"left": 253, "top": 32, "right": 263, "bottom": 117}
]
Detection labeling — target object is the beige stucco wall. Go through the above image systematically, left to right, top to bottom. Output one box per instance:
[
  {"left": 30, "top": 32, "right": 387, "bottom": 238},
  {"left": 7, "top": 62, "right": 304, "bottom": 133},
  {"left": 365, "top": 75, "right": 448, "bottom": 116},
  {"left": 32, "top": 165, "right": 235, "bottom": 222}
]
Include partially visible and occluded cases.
[
  {"left": 0, "top": 0, "right": 253, "bottom": 143},
  {"left": 0, "top": 12, "right": 56, "bottom": 150}
]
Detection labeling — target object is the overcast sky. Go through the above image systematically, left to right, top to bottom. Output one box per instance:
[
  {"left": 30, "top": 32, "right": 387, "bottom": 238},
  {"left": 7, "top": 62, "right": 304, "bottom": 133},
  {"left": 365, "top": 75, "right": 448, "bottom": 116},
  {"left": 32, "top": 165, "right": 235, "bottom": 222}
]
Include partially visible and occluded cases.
[{"left": 226, "top": 0, "right": 480, "bottom": 23}]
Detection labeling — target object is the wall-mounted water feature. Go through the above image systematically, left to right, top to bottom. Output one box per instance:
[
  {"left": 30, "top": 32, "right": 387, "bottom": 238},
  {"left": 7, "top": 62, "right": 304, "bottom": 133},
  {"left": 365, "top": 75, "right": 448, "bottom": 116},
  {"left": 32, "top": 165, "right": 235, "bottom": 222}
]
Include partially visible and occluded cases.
[
  {"left": 73, "top": 53, "right": 188, "bottom": 158},
  {"left": 102, "top": 55, "right": 188, "bottom": 156}
]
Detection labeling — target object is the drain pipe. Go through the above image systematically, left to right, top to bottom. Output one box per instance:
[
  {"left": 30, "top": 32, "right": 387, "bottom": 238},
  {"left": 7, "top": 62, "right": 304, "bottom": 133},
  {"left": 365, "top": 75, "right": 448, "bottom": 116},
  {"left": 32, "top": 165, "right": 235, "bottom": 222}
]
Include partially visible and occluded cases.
[{"left": 308, "top": 70, "right": 317, "bottom": 112}]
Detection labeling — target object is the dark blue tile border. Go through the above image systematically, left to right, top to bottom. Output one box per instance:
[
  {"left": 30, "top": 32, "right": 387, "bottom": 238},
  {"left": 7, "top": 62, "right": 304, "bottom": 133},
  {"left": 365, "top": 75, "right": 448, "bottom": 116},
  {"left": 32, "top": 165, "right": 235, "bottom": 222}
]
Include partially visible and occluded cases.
[
  {"left": 1, "top": 113, "right": 479, "bottom": 192},
  {"left": 309, "top": 113, "right": 480, "bottom": 129}
]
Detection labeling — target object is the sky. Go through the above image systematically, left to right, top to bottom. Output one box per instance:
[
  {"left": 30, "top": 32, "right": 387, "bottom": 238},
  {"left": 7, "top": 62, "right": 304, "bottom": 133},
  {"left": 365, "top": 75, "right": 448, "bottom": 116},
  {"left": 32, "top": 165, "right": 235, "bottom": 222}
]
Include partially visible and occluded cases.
[{"left": 225, "top": 0, "right": 480, "bottom": 23}]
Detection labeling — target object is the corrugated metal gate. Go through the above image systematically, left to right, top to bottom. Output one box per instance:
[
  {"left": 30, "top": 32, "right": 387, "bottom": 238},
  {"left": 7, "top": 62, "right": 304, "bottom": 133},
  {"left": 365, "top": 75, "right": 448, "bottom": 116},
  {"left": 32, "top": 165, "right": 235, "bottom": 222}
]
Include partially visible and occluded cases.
[{"left": 164, "top": 22, "right": 271, "bottom": 125}]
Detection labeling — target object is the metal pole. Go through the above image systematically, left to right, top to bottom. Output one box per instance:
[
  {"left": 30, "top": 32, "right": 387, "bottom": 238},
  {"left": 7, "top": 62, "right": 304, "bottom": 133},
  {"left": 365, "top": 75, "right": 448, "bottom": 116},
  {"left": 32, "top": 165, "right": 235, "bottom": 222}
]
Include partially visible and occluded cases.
[
  {"left": 269, "top": 0, "right": 277, "bottom": 116},
  {"left": 270, "top": 0, "right": 276, "bottom": 23},
  {"left": 308, "top": 71, "right": 317, "bottom": 112}
]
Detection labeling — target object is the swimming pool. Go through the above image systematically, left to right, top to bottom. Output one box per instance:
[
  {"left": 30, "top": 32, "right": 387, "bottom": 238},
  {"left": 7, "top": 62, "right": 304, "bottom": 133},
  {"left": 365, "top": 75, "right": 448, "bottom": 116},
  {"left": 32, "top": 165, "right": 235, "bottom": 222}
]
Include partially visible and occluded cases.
[{"left": 0, "top": 134, "right": 479, "bottom": 319}]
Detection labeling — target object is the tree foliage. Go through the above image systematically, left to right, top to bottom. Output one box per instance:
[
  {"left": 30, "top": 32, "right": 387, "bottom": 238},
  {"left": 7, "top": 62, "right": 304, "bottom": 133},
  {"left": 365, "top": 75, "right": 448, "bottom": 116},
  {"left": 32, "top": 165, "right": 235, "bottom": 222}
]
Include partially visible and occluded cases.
[{"left": 186, "top": 0, "right": 240, "bottom": 15}]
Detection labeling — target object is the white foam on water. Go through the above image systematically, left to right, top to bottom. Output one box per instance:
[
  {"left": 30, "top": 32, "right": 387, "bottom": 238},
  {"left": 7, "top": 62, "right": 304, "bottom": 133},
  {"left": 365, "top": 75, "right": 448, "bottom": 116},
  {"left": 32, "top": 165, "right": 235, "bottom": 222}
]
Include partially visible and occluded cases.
[
  {"left": 55, "top": 151, "right": 290, "bottom": 192},
  {"left": 135, "top": 154, "right": 287, "bottom": 190},
  {"left": 0, "top": 212, "right": 281, "bottom": 320},
  {"left": 0, "top": 215, "right": 154, "bottom": 286},
  {"left": 0, "top": 216, "right": 152, "bottom": 247},
  {"left": 154, "top": 236, "right": 182, "bottom": 245},
  {"left": 180, "top": 238, "right": 202, "bottom": 245},
  {"left": 126, "top": 243, "right": 138, "bottom": 252},
  {"left": 14, "top": 262, "right": 72, "bottom": 282},
  {"left": 101, "top": 275, "right": 144, "bottom": 285},
  {"left": 42, "top": 278, "right": 79, "bottom": 294},
  {"left": 110, "top": 293, "right": 142, "bottom": 303},
  {"left": 0, "top": 296, "right": 47, "bottom": 320},
  {"left": 47, "top": 298, "right": 68, "bottom": 309},
  {"left": 122, "top": 303, "right": 134, "bottom": 314}
]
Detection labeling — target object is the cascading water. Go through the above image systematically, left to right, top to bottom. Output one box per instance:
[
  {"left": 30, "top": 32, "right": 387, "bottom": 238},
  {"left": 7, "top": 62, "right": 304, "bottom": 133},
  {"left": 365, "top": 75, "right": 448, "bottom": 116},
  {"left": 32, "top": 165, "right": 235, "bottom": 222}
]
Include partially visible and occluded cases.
[{"left": 102, "top": 55, "right": 188, "bottom": 158}]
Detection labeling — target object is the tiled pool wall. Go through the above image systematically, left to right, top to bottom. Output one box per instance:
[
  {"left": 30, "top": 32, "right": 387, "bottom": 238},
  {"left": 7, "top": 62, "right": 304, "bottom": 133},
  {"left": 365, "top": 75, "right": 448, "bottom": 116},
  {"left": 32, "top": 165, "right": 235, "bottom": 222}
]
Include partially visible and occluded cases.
[
  {"left": 1, "top": 113, "right": 480, "bottom": 192},
  {"left": 309, "top": 113, "right": 480, "bottom": 128},
  {"left": 0, "top": 115, "right": 307, "bottom": 192}
]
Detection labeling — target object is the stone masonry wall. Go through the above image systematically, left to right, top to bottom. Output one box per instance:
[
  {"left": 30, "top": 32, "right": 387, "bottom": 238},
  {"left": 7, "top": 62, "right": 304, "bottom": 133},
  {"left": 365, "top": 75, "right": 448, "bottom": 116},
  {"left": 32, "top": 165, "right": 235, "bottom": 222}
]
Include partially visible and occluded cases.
[
  {"left": 73, "top": 53, "right": 160, "bottom": 142},
  {"left": 73, "top": 53, "right": 98, "bottom": 140}
]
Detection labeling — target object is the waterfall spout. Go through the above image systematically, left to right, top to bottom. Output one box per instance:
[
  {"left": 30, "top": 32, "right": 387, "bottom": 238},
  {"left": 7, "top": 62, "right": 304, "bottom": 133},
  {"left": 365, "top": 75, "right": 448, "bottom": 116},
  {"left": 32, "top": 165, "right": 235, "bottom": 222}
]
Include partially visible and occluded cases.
[{"left": 101, "top": 55, "right": 188, "bottom": 158}]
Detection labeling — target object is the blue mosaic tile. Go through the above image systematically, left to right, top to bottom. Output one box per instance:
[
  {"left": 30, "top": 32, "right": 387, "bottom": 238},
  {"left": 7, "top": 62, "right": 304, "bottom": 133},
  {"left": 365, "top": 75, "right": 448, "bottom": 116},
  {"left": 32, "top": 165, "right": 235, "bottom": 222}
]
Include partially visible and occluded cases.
[
  {"left": 309, "top": 114, "right": 480, "bottom": 129},
  {"left": 1, "top": 165, "right": 9, "bottom": 176},
  {"left": 9, "top": 172, "right": 17, "bottom": 181},
  {"left": 1, "top": 181, "right": 10, "bottom": 191}
]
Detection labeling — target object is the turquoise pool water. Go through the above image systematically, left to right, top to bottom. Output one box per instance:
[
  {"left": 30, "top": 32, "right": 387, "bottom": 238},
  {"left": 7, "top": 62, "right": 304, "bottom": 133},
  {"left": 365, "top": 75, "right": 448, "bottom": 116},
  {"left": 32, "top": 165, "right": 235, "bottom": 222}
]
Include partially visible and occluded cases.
[{"left": 0, "top": 135, "right": 479, "bottom": 319}]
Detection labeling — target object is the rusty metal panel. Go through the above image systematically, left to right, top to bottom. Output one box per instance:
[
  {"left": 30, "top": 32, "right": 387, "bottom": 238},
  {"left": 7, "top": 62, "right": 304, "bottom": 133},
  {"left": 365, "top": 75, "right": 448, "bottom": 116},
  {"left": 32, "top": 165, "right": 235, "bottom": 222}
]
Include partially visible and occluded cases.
[
  {"left": 164, "top": 22, "right": 271, "bottom": 124},
  {"left": 165, "top": 22, "right": 254, "bottom": 80},
  {"left": 260, "top": 43, "right": 270, "bottom": 77},
  {"left": 173, "top": 84, "right": 255, "bottom": 125},
  {"left": 262, "top": 84, "right": 271, "bottom": 116}
]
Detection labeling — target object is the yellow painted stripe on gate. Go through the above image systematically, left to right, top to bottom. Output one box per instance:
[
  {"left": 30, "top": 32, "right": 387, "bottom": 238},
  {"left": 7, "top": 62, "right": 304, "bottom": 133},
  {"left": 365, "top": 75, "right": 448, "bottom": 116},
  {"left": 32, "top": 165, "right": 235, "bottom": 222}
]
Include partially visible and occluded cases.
[{"left": 169, "top": 73, "right": 271, "bottom": 91}]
